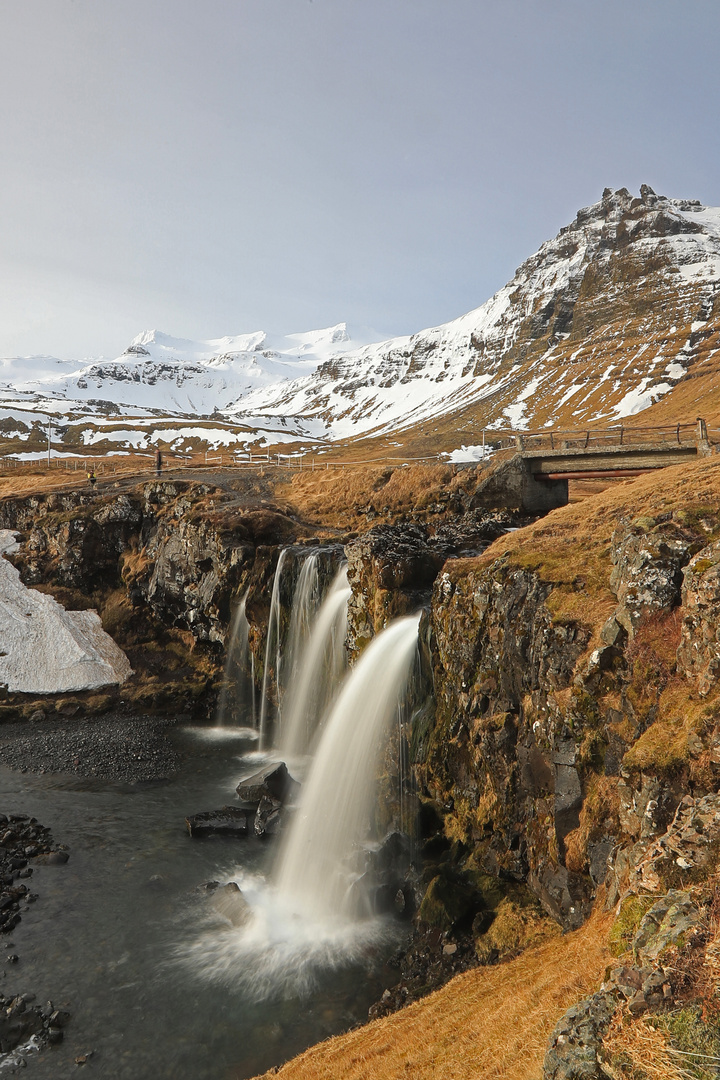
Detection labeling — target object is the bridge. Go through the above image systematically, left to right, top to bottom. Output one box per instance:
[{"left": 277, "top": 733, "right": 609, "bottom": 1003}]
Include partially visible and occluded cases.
[{"left": 478, "top": 419, "right": 716, "bottom": 514}]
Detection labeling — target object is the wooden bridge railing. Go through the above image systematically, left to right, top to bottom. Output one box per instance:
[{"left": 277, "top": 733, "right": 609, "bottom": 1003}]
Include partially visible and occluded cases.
[{"left": 511, "top": 420, "right": 707, "bottom": 452}]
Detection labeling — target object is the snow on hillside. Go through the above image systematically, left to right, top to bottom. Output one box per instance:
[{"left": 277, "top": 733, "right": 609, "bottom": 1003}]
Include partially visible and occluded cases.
[
  {"left": 1, "top": 186, "right": 718, "bottom": 457},
  {"left": 227, "top": 187, "right": 720, "bottom": 439},
  {"left": 0, "top": 324, "right": 356, "bottom": 418},
  {"left": 0, "top": 531, "right": 131, "bottom": 692}
]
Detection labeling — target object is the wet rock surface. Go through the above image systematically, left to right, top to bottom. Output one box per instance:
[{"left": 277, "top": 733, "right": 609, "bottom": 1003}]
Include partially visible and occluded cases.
[
  {"left": 0, "top": 711, "right": 180, "bottom": 783},
  {"left": 235, "top": 761, "right": 300, "bottom": 804},
  {"left": 190, "top": 763, "right": 300, "bottom": 843},
  {"left": 185, "top": 806, "right": 250, "bottom": 839},
  {"left": 0, "top": 811, "right": 71, "bottom": 1063},
  {"left": 0, "top": 813, "right": 65, "bottom": 937},
  {"left": 368, "top": 927, "right": 481, "bottom": 1020},
  {"left": 0, "top": 992, "right": 70, "bottom": 1060}
]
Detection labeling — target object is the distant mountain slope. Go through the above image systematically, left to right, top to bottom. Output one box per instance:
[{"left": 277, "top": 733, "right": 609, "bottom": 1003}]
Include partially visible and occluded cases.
[
  {"left": 0, "top": 185, "right": 718, "bottom": 459},
  {"left": 228, "top": 185, "right": 720, "bottom": 441},
  {"left": 0, "top": 325, "right": 356, "bottom": 456}
]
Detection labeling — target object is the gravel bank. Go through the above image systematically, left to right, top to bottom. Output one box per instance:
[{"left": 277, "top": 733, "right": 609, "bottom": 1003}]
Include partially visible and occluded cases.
[{"left": 0, "top": 711, "right": 181, "bottom": 784}]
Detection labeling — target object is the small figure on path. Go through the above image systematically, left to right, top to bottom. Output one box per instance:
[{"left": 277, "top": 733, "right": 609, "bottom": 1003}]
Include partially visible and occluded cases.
[
  {"left": 155, "top": 450, "right": 163, "bottom": 478},
  {"left": 87, "top": 468, "right": 97, "bottom": 490}
]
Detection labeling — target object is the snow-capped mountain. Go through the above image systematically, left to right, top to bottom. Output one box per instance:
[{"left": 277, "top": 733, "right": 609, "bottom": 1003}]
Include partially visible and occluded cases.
[
  {"left": 1, "top": 185, "right": 718, "bottom": 459},
  {"left": 227, "top": 185, "right": 720, "bottom": 440},
  {"left": 0, "top": 324, "right": 356, "bottom": 455},
  {"left": 0, "top": 324, "right": 353, "bottom": 415}
]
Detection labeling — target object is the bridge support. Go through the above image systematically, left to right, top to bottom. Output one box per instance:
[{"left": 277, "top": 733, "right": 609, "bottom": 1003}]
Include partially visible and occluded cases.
[
  {"left": 472, "top": 454, "right": 569, "bottom": 515},
  {"left": 520, "top": 468, "right": 569, "bottom": 514}
]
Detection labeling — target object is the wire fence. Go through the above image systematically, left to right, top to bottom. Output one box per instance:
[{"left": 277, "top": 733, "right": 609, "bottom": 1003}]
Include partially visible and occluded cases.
[{"left": 0, "top": 419, "right": 715, "bottom": 482}]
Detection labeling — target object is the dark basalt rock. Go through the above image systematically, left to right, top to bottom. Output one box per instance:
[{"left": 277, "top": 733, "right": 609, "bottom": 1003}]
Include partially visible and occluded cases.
[
  {"left": 609, "top": 519, "right": 695, "bottom": 636},
  {"left": 345, "top": 525, "right": 445, "bottom": 657},
  {"left": 236, "top": 761, "right": 300, "bottom": 804},
  {"left": 253, "top": 796, "right": 283, "bottom": 838},
  {"left": 186, "top": 806, "right": 249, "bottom": 838},
  {"left": 0, "top": 814, "right": 66, "bottom": 935},
  {"left": 350, "top": 831, "right": 421, "bottom": 918},
  {"left": 32, "top": 850, "right": 69, "bottom": 865},
  {"left": 210, "top": 881, "right": 251, "bottom": 927},
  {"left": 543, "top": 990, "right": 618, "bottom": 1080},
  {"left": 0, "top": 992, "right": 53, "bottom": 1055}
]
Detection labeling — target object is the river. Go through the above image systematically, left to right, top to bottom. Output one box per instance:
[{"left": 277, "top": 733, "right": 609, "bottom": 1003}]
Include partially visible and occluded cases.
[{"left": 1, "top": 724, "right": 405, "bottom": 1079}]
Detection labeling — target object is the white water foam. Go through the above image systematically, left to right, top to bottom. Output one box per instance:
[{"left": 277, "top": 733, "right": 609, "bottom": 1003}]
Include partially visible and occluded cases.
[{"left": 178, "top": 614, "right": 420, "bottom": 1000}]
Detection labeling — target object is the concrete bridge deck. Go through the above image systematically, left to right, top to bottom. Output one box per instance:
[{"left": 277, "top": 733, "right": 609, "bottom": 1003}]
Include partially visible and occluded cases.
[{"left": 477, "top": 419, "right": 716, "bottom": 514}]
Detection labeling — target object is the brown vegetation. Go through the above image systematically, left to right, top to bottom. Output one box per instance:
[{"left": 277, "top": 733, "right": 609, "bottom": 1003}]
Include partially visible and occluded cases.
[
  {"left": 278, "top": 463, "right": 482, "bottom": 530},
  {"left": 249, "top": 909, "right": 612, "bottom": 1080}
]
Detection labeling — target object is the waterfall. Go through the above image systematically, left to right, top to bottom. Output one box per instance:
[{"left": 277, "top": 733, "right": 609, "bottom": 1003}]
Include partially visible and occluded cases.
[
  {"left": 259, "top": 548, "right": 289, "bottom": 748},
  {"left": 282, "top": 553, "right": 320, "bottom": 697},
  {"left": 279, "top": 566, "right": 351, "bottom": 758},
  {"left": 216, "top": 592, "right": 255, "bottom": 727},
  {"left": 178, "top": 612, "right": 420, "bottom": 999},
  {"left": 274, "top": 614, "right": 420, "bottom": 920}
]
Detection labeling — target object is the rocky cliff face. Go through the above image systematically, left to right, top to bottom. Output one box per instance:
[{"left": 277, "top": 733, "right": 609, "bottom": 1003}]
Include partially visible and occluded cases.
[
  {"left": 399, "top": 461, "right": 720, "bottom": 962},
  {"left": 0, "top": 479, "right": 319, "bottom": 718}
]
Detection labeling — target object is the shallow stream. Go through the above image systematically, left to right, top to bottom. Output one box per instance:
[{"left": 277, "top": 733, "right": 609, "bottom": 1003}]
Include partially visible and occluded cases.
[{"left": 1, "top": 725, "right": 406, "bottom": 1079}]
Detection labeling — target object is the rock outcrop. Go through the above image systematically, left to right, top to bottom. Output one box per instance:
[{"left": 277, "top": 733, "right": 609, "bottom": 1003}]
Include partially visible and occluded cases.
[
  {"left": 609, "top": 519, "right": 695, "bottom": 636},
  {"left": 676, "top": 538, "right": 720, "bottom": 694},
  {"left": 425, "top": 557, "right": 592, "bottom": 927}
]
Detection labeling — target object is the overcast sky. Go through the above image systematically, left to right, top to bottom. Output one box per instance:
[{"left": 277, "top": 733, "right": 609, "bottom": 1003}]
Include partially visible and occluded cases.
[{"left": 1, "top": 0, "right": 719, "bottom": 358}]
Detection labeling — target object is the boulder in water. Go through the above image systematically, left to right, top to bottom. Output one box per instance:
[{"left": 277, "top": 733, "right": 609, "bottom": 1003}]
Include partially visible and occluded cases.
[
  {"left": 235, "top": 761, "right": 300, "bottom": 804},
  {"left": 254, "top": 795, "right": 283, "bottom": 838},
  {"left": 185, "top": 807, "right": 249, "bottom": 838},
  {"left": 210, "top": 881, "right": 251, "bottom": 927}
]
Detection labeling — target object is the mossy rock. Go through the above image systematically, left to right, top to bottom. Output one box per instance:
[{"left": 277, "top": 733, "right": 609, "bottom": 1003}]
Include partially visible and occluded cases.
[
  {"left": 631, "top": 516, "right": 657, "bottom": 531},
  {"left": 466, "top": 870, "right": 506, "bottom": 910},
  {"left": 418, "top": 874, "right": 480, "bottom": 932},
  {"left": 474, "top": 890, "right": 558, "bottom": 962},
  {"left": 609, "top": 893, "right": 655, "bottom": 957}
]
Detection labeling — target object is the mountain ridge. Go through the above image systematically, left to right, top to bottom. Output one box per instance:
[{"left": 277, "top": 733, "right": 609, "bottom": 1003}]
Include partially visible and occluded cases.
[{"left": 0, "top": 185, "right": 718, "bottom": 459}]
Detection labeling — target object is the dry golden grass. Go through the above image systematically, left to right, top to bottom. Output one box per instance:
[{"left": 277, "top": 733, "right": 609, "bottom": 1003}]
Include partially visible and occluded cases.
[
  {"left": 0, "top": 455, "right": 160, "bottom": 497},
  {"left": 279, "top": 463, "right": 479, "bottom": 528},
  {"left": 565, "top": 775, "right": 622, "bottom": 875},
  {"left": 249, "top": 909, "right": 612, "bottom": 1080},
  {"left": 603, "top": 1014, "right": 691, "bottom": 1080}
]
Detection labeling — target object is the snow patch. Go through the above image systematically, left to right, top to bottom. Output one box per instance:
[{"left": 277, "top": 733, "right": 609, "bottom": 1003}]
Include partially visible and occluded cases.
[{"left": 0, "top": 531, "right": 132, "bottom": 693}]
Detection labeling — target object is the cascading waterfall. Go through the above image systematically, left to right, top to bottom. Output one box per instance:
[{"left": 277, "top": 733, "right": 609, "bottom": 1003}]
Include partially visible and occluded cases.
[
  {"left": 258, "top": 548, "right": 289, "bottom": 748},
  {"left": 281, "top": 552, "right": 320, "bottom": 696},
  {"left": 279, "top": 565, "right": 351, "bottom": 758},
  {"left": 216, "top": 592, "right": 255, "bottom": 728},
  {"left": 182, "top": 613, "right": 420, "bottom": 999},
  {"left": 274, "top": 613, "right": 421, "bottom": 920}
]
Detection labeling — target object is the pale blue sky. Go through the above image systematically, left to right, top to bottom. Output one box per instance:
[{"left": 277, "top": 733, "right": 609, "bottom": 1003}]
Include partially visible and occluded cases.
[{"left": 1, "top": 0, "right": 718, "bottom": 357}]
